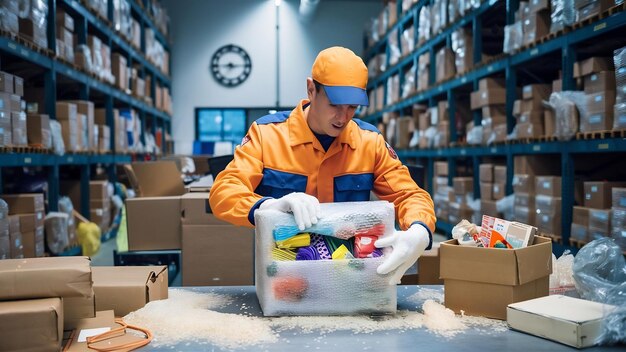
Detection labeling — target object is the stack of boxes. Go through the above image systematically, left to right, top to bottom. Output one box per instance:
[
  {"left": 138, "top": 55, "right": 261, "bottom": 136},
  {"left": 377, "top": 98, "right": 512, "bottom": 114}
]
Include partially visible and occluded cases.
[
  {"left": 17, "top": 0, "right": 48, "bottom": 49},
  {"left": 522, "top": 0, "right": 550, "bottom": 46},
  {"left": 576, "top": 0, "right": 614, "bottom": 22},
  {"left": 56, "top": 9, "right": 75, "bottom": 63},
  {"left": 451, "top": 27, "right": 473, "bottom": 75},
  {"left": 436, "top": 46, "right": 455, "bottom": 83},
  {"left": 613, "top": 46, "right": 625, "bottom": 130},
  {"left": 417, "top": 52, "right": 430, "bottom": 92},
  {"left": 111, "top": 53, "right": 129, "bottom": 92},
  {"left": 575, "top": 57, "right": 615, "bottom": 132},
  {"left": 0, "top": 71, "right": 27, "bottom": 147},
  {"left": 472, "top": 78, "right": 507, "bottom": 144},
  {"left": 514, "top": 84, "right": 553, "bottom": 139},
  {"left": 68, "top": 100, "right": 96, "bottom": 152},
  {"left": 56, "top": 102, "right": 79, "bottom": 152},
  {"left": 95, "top": 108, "right": 127, "bottom": 153},
  {"left": 432, "top": 161, "right": 452, "bottom": 223},
  {"left": 480, "top": 163, "right": 507, "bottom": 218},
  {"left": 513, "top": 174, "right": 536, "bottom": 225},
  {"left": 450, "top": 176, "right": 474, "bottom": 224},
  {"left": 535, "top": 176, "right": 563, "bottom": 236},
  {"left": 89, "top": 181, "right": 111, "bottom": 233},
  {"left": 572, "top": 182, "right": 626, "bottom": 245},
  {"left": 611, "top": 187, "right": 626, "bottom": 251},
  {"left": 1, "top": 194, "right": 45, "bottom": 259}
]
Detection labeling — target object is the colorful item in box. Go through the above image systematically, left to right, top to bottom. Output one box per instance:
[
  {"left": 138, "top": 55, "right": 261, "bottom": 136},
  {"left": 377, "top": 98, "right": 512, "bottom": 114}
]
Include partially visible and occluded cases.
[{"left": 275, "top": 233, "right": 310, "bottom": 249}]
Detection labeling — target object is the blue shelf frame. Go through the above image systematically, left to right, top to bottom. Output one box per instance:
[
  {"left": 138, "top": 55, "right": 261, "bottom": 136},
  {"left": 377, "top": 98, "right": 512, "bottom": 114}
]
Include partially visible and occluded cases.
[{"left": 363, "top": 1, "right": 626, "bottom": 251}]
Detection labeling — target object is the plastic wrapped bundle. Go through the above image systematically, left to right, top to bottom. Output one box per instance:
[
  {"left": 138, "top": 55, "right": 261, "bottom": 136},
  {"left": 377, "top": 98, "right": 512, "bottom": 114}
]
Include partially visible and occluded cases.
[
  {"left": 431, "top": 0, "right": 447, "bottom": 34},
  {"left": 448, "top": 0, "right": 461, "bottom": 24},
  {"left": 550, "top": 0, "right": 577, "bottom": 33},
  {"left": 418, "top": 5, "right": 431, "bottom": 44},
  {"left": 0, "top": 6, "right": 19, "bottom": 34},
  {"left": 504, "top": 22, "right": 523, "bottom": 54},
  {"left": 401, "top": 27, "right": 415, "bottom": 56},
  {"left": 452, "top": 27, "right": 473, "bottom": 74},
  {"left": 388, "top": 29, "right": 401, "bottom": 66},
  {"left": 615, "top": 47, "right": 626, "bottom": 103},
  {"left": 401, "top": 64, "right": 416, "bottom": 99},
  {"left": 548, "top": 91, "right": 585, "bottom": 141},
  {"left": 49, "top": 120, "right": 65, "bottom": 156},
  {"left": 466, "top": 125, "right": 483, "bottom": 145},
  {"left": 0, "top": 198, "right": 7, "bottom": 220},
  {"left": 255, "top": 201, "right": 397, "bottom": 316},
  {"left": 44, "top": 212, "right": 70, "bottom": 255}
]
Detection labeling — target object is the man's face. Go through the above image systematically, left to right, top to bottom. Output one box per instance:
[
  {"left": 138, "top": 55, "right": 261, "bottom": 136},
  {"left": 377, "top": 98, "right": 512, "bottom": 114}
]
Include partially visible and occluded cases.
[{"left": 306, "top": 78, "right": 358, "bottom": 137}]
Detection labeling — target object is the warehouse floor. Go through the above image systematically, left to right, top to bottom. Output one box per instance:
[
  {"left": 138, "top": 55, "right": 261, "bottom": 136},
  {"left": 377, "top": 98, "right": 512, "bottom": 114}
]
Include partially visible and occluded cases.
[{"left": 90, "top": 232, "right": 449, "bottom": 287}]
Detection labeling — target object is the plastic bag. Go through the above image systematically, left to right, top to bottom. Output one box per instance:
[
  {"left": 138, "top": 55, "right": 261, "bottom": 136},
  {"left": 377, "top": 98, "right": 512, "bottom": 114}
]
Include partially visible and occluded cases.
[
  {"left": 547, "top": 91, "right": 585, "bottom": 141},
  {"left": 49, "top": 120, "right": 65, "bottom": 155},
  {"left": 44, "top": 212, "right": 69, "bottom": 254},
  {"left": 77, "top": 222, "right": 101, "bottom": 256},
  {"left": 572, "top": 238, "right": 626, "bottom": 345},
  {"left": 549, "top": 250, "right": 577, "bottom": 296}
]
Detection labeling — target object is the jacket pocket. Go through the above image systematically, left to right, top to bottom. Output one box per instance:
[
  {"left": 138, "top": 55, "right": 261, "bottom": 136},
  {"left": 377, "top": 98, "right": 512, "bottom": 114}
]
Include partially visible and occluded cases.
[
  {"left": 256, "top": 169, "right": 307, "bottom": 198},
  {"left": 333, "top": 173, "right": 374, "bottom": 202}
]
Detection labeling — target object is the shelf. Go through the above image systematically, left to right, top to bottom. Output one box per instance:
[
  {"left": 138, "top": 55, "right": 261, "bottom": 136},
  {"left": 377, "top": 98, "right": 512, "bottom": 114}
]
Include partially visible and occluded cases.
[
  {"left": 61, "top": 0, "right": 170, "bottom": 83},
  {"left": 128, "top": 0, "right": 171, "bottom": 51},
  {"left": 396, "top": 138, "right": 626, "bottom": 159},
  {"left": 0, "top": 153, "right": 132, "bottom": 167}
]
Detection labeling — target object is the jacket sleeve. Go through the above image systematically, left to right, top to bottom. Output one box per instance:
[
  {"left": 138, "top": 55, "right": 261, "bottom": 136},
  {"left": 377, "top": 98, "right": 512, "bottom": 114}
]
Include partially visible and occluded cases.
[
  {"left": 209, "top": 123, "right": 266, "bottom": 227},
  {"left": 371, "top": 133, "right": 436, "bottom": 235}
]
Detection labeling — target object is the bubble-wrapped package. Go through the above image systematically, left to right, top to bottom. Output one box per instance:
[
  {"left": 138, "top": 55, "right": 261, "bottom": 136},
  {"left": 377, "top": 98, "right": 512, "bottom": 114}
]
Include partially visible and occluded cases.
[{"left": 255, "top": 201, "right": 397, "bottom": 316}]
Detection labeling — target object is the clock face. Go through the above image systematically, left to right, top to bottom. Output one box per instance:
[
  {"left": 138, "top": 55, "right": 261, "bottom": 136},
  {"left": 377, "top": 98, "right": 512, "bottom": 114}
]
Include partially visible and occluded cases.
[{"left": 210, "top": 44, "right": 252, "bottom": 87}]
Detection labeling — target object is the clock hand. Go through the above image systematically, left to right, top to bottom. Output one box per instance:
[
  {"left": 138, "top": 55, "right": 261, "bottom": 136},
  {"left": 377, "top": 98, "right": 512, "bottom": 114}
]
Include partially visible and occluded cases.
[{"left": 220, "top": 63, "right": 245, "bottom": 69}]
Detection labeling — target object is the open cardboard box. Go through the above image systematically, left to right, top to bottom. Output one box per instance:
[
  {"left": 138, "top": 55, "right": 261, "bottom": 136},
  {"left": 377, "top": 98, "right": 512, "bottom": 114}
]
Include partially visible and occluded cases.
[
  {"left": 440, "top": 236, "right": 552, "bottom": 320},
  {"left": 92, "top": 266, "right": 168, "bottom": 317}
]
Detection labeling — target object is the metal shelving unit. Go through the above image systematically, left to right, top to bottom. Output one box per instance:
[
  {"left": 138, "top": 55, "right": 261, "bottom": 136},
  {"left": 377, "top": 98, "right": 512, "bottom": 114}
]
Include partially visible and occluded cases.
[
  {"left": 0, "top": 0, "right": 172, "bottom": 256},
  {"left": 363, "top": 0, "right": 626, "bottom": 253}
]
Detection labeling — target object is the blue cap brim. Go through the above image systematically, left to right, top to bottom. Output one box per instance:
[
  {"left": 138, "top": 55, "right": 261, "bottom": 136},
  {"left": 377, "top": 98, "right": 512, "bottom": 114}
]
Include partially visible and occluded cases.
[{"left": 322, "top": 85, "right": 369, "bottom": 106}]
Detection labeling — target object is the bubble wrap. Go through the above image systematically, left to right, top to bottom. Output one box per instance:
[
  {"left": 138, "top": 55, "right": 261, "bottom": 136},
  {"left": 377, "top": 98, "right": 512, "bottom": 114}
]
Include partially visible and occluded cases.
[
  {"left": 550, "top": 0, "right": 577, "bottom": 32},
  {"left": 418, "top": 5, "right": 431, "bottom": 44},
  {"left": 255, "top": 201, "right": 397, "bottom": 316}
]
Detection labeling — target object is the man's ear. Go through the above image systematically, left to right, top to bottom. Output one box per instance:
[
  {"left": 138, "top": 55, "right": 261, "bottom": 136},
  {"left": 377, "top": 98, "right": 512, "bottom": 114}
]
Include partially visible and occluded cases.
[{"left": 306, "top": 78, "right": 315, "bottom": 100}]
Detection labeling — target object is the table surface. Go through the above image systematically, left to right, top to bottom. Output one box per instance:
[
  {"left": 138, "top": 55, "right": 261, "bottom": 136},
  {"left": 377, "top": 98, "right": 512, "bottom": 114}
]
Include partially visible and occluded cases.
[{"left": 140, "top": 285, "right": 624, "bottom": 352}]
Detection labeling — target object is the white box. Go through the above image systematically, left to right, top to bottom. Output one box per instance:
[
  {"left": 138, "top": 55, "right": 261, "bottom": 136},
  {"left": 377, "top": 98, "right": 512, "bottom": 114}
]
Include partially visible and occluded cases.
[
  {"left": 254, "top": 201, "right": 397, "bottom": 316},
  {"left": 507, "top": 295, "right": 617, "bottom": 348}
]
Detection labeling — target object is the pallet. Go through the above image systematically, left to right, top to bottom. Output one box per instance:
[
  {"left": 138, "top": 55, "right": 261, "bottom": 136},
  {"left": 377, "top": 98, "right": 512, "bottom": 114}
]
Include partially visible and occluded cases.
[
  {"left": 572, "top": 4, "right": 624, "bottom": 30},
  {"left": 576, "top": 129, "right": 626, "bottom": 140},
  {"left": 0, "top": 146, "right": 51, "bottom": 154},
  {"left": 542, "top": 233, "right": 563, "bottom": 245}
]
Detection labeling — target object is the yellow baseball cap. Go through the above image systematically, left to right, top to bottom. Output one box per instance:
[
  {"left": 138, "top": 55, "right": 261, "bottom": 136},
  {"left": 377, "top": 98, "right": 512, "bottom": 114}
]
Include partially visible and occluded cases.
[{"left": 312, "top": 46, "right": 369, "bottom": 106}]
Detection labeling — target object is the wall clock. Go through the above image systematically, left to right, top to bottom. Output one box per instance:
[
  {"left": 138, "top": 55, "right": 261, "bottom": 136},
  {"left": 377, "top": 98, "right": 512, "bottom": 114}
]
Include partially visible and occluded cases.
[{"left": 210, "top": 44, "right": 252, "bottom": 87}]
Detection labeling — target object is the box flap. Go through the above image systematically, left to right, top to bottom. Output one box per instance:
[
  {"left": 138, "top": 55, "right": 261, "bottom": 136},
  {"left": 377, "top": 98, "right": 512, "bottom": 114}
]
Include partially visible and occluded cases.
[
  {"left": 125, "top": 161, "right": 185, "bottom": 197},
  {"left": 515, "top": 236, "right": 552, "bottom": 284},
  {"left": 440, "top": 239, "right": 520, "bottom": 285}
]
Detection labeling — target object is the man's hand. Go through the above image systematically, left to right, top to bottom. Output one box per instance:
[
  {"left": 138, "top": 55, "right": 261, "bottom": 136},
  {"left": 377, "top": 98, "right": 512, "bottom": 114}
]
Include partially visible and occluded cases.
[
  {"left": 259, "top": 192, "right": 321, "bottom": 231},
  {"left": 375, "top": 224, "right": 430, "bottom": 285}
]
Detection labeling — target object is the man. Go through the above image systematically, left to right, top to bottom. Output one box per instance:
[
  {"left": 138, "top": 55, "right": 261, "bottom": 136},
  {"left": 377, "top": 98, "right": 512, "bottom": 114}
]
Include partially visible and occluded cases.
[{"left": 209, "top": 46, "right": 436, "bottom": 284}]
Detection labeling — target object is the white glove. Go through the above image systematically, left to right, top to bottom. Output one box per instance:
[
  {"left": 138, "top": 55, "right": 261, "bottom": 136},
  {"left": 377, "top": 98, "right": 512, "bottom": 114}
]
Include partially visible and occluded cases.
[
  {"left": 259, "top": 192, "right": 321, "bottom": 231},
  {"left": 375, "top": 224, "right": 430, "bottom": 285}
]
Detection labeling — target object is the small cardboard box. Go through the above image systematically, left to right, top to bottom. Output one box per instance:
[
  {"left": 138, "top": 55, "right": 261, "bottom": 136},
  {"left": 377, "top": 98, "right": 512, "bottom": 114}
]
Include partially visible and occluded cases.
[
  {"left": 576, "top": 57, "right": 613, "bottom": 78},
  {"left": 0, "top": 71, "right": 14, "bottom": 93},
  {"left": 584, "top": 71, "right": 616, "bottom": 94},
  {"left": 522, "top": 84, "right": 551, "bottom": 100},
  {"left": 585, "top": 91, "right": 616, "bottom": 113},
  {"left": 124, "top": 161, "right": 186, "bottom": 197},
  {"left": 434, "top": 161, "right": 448, "bottom": 176},
  {"left": 479, "top": 164, "right": 494, "bottom": 183},
  {"left": 494, "top": 165, "right": 507, "bottom": 183},
  {"left": 512, "top": 174, "right": 535, "bottom": 193},
  {"left": 535, "top": 176, "right": 561, "bottom": 197},
  {"left": 453, "top": 177, "right": 474, "bottom": 195},
  {"left": 584, "top": 181, "right": 626, "bottom": 209},
  {"left": 480, "top": 182, "right": 493, "bottom": 200},
  {"left": 493, "top": 182, "right": 506, "bottom": 200},
  {"left": 613, "top": 187, "right": 626, "bottom": 209},
  {"left": 1, "top": 193, "right": 44, "bottom": 213},
  {"left": 514, "top": 193, "right": 535, "bottom": 208},
  {"left": 126, "top": 196, "right": 182, "bottom": 250},
  {"left": 481, "top": 199, "right": 501, "bottom": 217},
  {"left": 514, "top": 206, "right": 535, "bottom": 225},
  {"left": 572, "top": 206, "right": 590, "bottom": 226},
  {"left": 589, "top": 208, "right": 611, "bottom": 233},
  {"left": 182, "top": 223, "right": 254, "bottom": 286},
  {"left": 440, "top": 236, "right": 552, "bottom": 320},
  {"left": 0, "top": 256, "right": 92, "bottom": 300},
  {"left": 92, "top": 266, "right": 168, "bottom": 317},
  {"left": 507, "top": 295, "right": 617, "bottom": 348},
  {"left": 0, "top": 298, "right": 63, "bottom": 352}
]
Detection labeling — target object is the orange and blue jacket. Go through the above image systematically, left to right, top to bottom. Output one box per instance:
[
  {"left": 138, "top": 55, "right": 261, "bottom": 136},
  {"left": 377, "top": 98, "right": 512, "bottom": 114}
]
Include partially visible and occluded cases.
[{"left": 209, "top": 100, "right": 436, "bottom": 248}]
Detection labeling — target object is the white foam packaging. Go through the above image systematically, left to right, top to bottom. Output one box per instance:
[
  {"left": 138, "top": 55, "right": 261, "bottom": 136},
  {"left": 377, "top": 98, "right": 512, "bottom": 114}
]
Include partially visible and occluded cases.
[
  {"left": 255, "top": 201, "right": 397, "bottom": 316},
  {"left": 507, "top": 295, "right": 617, "bottom": 348}
]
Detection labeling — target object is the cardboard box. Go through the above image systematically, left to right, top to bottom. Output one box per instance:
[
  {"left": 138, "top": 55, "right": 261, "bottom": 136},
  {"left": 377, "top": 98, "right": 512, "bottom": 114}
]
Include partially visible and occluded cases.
[
  {"left": 578, "top": 0, "right": 614, "bottom": 21},
  {"left": 56, "top": 9, "right": 74, "bottom": 31},
  {"left": 523, "top": 11, "right": 550, "bottom": 45},
  {"left": 436, "top": 47, "right": 455, "bottom": 83},
  {"left": 576, "top": 57, "right": 613, "bottom": 78},
  {"left": 0, "top": 71, "right": 13, "bottom": 93},
  {"left": 584, "top": 71, "right": 616, "bottom": 94},
  {"left": 13, "top": 76, "right": 23, "bottom": 97},
  {"left": 479, "top": 78, "right": 505, "bottom": 91},
  {"left": 552, "top": 78, "right": 562, "bottom": 93},
  {"left": 522, "top": 84, "right": 551, "bottom": 100},
  {"left": 471, "top": 88, "right": 506, "bottom": 110},
  {"left": 585, "top": 91, "right": 616, "bottom": 115},
  {"left": 56, "top": 101, "right": 77, "bottom": 120},
  {"left": 482, "top": 105, "right": 507, "bottom": 123},
  {"left": 544, "top": 109, "right": 556, "bottom": 136},
  {"left": 517, "top": 110, "right": 543, "bottom": 125},
  {"left": 26, "top": 113, "right": 51, "bottom": 147},
  {"left": 60, "top": 117, "right": 79, "bottom": 152},
  {"left": 514, "top": 155, "right": 560, "bottom": 176},
  {"left": 124, "top": 161, "right": 186, "bottom": 197},
  {"left": 434, "top": 161, "right": 448, "bottom": 176},
  {"left": 479, "top": 164, "right": 494, "bottom": 183},
  {"left": 494, "top": 165, "right": 507, "bottom": 183},
  {"left": 535, "top": 176, "right": 561, "bottom": 197},
  {"left": 453, "top": 177, "right": 474, "bottom": 195},
  {"left": 90, "top": 180, "right": 109, "bottom": 200},
  {"left": 584, "top": 181, "right": 626, "bottom": 209},
  {"left": 480, "top": 182, "right": 493, "bottom": 200},
  {"left": 493, "top": 182, "right": 506, "bottom": 200},
  {"left": 613, "top": 187, "right": 626, "bottom": 209},
  {"left": 181, "top": 192, "right": 212, "bottom": 225},
  {"left": 1, "top": 193, "right": 44, "bottom": 214},
  {"left": 515, "top": 193, "right": 535, "bottom": 208},
  {"left": 535, "top": 195, "right": 562, "bottom": 216},
  {"left": 126, "top": 196, "right": 182, "bottom": 250},
  {"left": 481, "top": 199, "right": 501, "bottom": 217},
  {"left": 514, "top": 206, "right": 535, "bottom": 225},
  {"left": 572, "top": 206, "right": 590, "bottom": 226},
  {"left": 589, "top": 208, "right": 611, "bottom": 233},
  {"left": 16, "top": 212, "right": 44, "bottom": 232},
  {"left": 536, "top": 212, "right": 562, "bottom": 236},
  {"left": 182, "top": 223, "right": 254, "bottom": 286},
  {"left": 570, "top": 223, "right": 588, "bottom": 242},
  {"left": 21, "top": 228, "right": 44, "bottom": 258},
  {"left": 9, "top": 230, "right": 23, "bottom": 258},
  {"left": 0, "top": 233, "right": 9, "bottom": 259},
  {"left": 440, "top": 236, "right": 552, "bottom": 319},
  {"left": 417, "top": 245, "right": 443, "bottom": 285},
  {"left": 0, "top": 256, "right": 92, "bottom": 300},
  {"left": 92, "top": 266, "right": 168, "bottom": 317},
  {"left": 63, "top": 295, "right": 96, "bottom": 330},
  {"left": 507, "top": 295, "right": 617, "bottom": 348},
  {"left": 0, "top": 298, "right": 63, "bottom": 352},
  {"left": 63, "top": 310, "right": 148, "bottom": 351}
]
